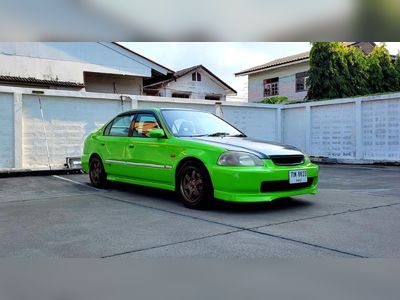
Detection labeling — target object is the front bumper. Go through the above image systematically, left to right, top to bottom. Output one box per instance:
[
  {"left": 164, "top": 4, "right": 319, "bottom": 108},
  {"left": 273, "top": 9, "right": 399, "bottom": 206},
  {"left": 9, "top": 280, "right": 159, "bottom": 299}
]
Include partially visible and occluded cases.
[{"left": 210, "top": 160, "right": 318, "bottom": 203}]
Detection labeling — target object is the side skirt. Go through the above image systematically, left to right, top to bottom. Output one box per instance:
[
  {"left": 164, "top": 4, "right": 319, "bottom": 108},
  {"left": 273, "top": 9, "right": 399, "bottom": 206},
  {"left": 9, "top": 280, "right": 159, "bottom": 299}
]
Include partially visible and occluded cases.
[{"left": 107, "top": 175, "right": 175, "bottom": 192}]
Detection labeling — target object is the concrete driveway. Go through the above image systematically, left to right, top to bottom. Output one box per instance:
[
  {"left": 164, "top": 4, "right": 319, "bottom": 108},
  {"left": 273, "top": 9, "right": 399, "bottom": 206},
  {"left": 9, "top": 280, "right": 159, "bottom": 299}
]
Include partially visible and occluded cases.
[{"left": 0, "top": 165, "right": 399, "bottom": 258}]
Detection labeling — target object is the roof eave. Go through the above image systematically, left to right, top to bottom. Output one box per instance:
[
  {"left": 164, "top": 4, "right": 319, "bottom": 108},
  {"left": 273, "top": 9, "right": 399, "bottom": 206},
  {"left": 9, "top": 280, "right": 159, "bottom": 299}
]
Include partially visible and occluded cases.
[
  {"left": 112, "top": 42, "right": 174, "bottom": 74},
  {"left": 235, "top": 58, "right": 310, "bottom": 77},
  {"left": 145, "top": 65, "right": 237, "bottom": 94}
]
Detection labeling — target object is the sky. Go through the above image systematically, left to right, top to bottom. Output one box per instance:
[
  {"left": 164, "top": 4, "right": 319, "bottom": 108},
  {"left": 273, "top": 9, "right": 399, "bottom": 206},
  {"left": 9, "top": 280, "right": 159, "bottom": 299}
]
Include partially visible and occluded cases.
[{"left": 121, "top": 42, "right": 400, "bottom": 98}]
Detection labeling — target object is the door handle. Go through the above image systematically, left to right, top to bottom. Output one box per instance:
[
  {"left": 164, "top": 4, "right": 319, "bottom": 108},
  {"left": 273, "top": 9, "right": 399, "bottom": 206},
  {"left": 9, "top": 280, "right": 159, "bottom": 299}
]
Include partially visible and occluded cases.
[{"left": 128, "top": 144, "right": 135, "bottom": 148}]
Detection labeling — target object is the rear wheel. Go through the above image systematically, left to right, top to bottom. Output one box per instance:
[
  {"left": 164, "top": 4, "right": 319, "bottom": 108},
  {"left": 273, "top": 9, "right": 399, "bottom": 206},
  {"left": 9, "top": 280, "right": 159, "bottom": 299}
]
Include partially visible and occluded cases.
[
  {"left": 89, "top": 156, "right": 108, "bottom": 188},
  {"left": 177, "top": 161, "right": 213, "bottom": 209}
]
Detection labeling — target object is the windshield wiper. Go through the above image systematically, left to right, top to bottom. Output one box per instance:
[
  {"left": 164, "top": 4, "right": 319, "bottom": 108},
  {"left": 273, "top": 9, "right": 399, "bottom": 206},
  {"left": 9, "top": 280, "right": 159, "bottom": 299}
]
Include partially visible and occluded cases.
[
  {"left": 206, "top": 132, "right": 231, "bottom": 137},
  {"left": 229, "top": 133, "right": 246, "bottom": 137}
]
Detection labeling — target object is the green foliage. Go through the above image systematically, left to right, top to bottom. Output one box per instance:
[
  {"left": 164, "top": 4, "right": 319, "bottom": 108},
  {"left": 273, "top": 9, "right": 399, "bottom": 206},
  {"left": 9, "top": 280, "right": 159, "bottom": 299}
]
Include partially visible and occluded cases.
[
  {"left": 307, "top": 42, "right": 400, "bottom": 100},
  {"left": 307, "top": 42, "right": 352, "bottom": 100},
  {"left": 367, "top": 44, "right": 399, "bottom": 93},
  {"left": 345, "top": 46, "right": 369, "bottom": 96},
  {"left": 366, "top": 48, "right": 385, "bottom": 93},
  {"left": 395, "top": 54, "right": 400, "bottom": 88},
  {"left": 258, "top": 96, "right": 291, "bottom": 104}
]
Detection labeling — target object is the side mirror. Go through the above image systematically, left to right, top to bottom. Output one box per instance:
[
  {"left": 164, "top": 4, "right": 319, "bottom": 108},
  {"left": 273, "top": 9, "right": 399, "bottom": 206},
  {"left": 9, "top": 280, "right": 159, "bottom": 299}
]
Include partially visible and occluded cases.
[{"left": 148, "top": 128, "right": 165, "bottom": 138}]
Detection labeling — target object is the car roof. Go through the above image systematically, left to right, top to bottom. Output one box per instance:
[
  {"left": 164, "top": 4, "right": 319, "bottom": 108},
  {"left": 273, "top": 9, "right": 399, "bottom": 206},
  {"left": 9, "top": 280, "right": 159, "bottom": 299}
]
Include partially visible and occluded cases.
[{"left": 117, "top": 107, "right": 203, "bottom": 116}]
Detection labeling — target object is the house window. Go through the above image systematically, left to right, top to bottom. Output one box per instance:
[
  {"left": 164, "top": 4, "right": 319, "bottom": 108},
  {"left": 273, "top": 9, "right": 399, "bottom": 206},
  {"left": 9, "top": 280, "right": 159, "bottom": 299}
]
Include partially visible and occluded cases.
[
  {"left": 296, "top": 71, "right": 309, "bottom": 92},
  {"left": 192, "top": 72, "right": 201, "bottom": 82},
  {"left": 263, "top": 77, "right": 279, "bottom": 97},
  {"left": 172, "top": 92, "right": 190, "bottom": 98},
  {"left": 205, "top": 95, "right": 220, "bottom": 101}
]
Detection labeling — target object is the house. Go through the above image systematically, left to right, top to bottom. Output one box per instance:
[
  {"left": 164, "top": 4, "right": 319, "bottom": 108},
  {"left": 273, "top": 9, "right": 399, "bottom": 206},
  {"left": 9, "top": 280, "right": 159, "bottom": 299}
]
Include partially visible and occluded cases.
[
  {"left": 0, "top": 42, "right": 173, "bottom": 94},
  {"left": 235, "top": 42, "right": 377, "bottom": 102},
  {"left": 143, "top": 65, "right": 237, "bottom": 101}
]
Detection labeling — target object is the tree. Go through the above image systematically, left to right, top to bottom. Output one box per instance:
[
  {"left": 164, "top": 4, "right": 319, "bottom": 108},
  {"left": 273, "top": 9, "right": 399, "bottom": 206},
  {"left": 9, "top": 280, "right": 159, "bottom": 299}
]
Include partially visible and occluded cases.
[
  {"left": 307, "top": 42, "right": 353, "bottom": 100},
  {"left": 307, "top": 42, "right": 400, "bottom": 100},
  {"left": 367, "top": 44, "right": 399, "bottom": 93},
  {"left": 345, "top": 46, "right": 369, "bottom": 96},
  {"left": 393, "top": 54, "right": 400, "bottom": 90}
]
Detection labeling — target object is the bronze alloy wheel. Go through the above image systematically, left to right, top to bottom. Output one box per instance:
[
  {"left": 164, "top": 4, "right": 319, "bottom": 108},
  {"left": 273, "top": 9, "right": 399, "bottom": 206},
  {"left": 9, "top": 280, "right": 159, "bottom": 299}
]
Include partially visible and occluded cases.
[
  {"left": 89, "top": 156, "right": 107, "bottom": 188},
  {"left": 177, "top": 161, "right": 213, "bottom": 209},
  {"left": 180, "top": 168, "right": 204, "bottom": 204}
]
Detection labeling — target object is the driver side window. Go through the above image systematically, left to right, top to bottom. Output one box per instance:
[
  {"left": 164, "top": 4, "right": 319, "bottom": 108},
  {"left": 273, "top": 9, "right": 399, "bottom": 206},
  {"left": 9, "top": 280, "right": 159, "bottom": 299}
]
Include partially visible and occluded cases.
[{"left": 133, "top": 113, "right": 160, "bottom": 137}]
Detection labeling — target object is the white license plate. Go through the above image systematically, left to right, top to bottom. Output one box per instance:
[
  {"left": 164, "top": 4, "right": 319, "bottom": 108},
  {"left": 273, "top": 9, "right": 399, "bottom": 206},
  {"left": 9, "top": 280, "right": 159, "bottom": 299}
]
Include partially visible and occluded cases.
[{"left": 289, "top": 170, "right": 307, "bottom": 184}]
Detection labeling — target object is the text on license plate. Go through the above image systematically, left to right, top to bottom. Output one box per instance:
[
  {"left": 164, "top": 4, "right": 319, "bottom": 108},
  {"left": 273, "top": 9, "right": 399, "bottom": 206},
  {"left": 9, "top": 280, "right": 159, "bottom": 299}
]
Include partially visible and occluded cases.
[{"left": 289, "top": 170, "right": 307, "bottom": 184}]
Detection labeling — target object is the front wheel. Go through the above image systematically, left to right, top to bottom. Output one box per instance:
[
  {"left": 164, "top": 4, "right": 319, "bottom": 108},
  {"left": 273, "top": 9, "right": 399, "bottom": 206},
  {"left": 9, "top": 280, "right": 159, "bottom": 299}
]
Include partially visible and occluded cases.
[
  {"left": 89, "top": 156, "right": 108, "bottom": 188},
  {"left": 176, "top": 161, "right": 213, "bottom": 209}
]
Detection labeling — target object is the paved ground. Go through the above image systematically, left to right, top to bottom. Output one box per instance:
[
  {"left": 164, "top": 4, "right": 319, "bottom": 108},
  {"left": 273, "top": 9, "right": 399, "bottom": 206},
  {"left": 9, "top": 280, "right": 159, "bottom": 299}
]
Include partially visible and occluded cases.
[{"left": 0, "top": 165, "right": 399, "bottom": 258}]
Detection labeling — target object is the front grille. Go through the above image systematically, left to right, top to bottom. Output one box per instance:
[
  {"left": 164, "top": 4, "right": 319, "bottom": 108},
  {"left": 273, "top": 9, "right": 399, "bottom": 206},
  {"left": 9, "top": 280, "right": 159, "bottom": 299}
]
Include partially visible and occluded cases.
[
  {"left": 270, "top": 155, "right": 304, "bottom": 166},
  {"left": 261, "top": 177, "right": 314, "bottom": 193}
]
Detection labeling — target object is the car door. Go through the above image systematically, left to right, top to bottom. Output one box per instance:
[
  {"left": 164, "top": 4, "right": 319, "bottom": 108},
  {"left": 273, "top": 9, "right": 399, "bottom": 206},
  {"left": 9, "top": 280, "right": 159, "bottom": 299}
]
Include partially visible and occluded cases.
[
  {"left": 123, "top": 112, "right": 175, "bottom": 185},
  {"left": 97, "top": 113, "right": 135, "bottom": 177}
]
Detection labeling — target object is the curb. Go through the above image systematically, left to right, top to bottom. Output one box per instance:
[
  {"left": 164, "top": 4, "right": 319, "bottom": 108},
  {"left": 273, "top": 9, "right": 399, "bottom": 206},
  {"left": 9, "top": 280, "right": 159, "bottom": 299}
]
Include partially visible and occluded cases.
[{"left": 0, "top": 169, "right": 83, "bottom": 178}]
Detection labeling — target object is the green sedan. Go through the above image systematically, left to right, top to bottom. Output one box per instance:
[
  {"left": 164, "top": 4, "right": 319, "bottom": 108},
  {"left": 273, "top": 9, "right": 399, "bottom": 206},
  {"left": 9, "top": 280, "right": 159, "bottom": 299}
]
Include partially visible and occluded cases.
[{"left": 82, "top": 108, "right": 318, "bottom": 209}]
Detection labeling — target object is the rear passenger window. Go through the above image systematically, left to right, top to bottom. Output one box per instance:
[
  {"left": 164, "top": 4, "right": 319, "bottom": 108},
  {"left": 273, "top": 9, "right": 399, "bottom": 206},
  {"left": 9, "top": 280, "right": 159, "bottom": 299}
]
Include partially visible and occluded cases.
[
  {"left": 133, "top": 114, "right": 160, "bottom": 137},
  {"left": 108, "top": 115, "right": 134, "bottom": 137}
]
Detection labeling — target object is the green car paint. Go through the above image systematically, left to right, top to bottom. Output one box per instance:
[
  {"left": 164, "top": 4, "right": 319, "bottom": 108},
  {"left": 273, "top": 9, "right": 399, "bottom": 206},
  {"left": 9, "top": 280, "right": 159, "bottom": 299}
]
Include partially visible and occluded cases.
[{"left": 82, "top": 108, "right": 318, "bottom": 204}]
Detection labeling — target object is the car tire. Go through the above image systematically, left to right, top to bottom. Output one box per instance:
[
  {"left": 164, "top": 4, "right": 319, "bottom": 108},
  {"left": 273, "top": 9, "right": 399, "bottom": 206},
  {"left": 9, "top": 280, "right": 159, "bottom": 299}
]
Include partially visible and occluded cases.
[
  {"left": 89, "top": 156, "right": 108, "bottom": 188},
  {"left": 176, "top": 160, "right": 213, "bottom": 209}
]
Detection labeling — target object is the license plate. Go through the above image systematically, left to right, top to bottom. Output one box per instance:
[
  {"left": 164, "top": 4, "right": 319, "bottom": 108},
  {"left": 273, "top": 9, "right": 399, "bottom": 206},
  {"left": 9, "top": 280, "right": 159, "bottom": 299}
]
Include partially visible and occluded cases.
[{"left": 289, "top": 170, "right": 307, "bottom": 184}]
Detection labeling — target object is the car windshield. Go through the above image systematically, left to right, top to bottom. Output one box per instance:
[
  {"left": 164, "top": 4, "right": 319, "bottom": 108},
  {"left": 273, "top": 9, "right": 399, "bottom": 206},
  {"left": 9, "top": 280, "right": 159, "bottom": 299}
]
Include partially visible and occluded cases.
[{"left": 161, "top": 110, "right": 244, "bottom": 137}]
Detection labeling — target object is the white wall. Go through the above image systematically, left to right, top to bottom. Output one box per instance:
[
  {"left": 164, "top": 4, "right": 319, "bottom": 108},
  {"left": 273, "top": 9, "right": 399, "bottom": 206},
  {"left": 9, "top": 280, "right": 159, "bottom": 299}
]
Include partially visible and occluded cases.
[
  {"left": 84, "top": 73, "right": 143, "bottom": 95},
  {"left": 0, "top": 86, "right": 399, "bottom": 170},
  {"left": 0, "top": 93, "right": 14, "bottom": 168},
  {"left": 22, "top": 94, "right": 129, "bottom": 169},
  {"left": 282, "top": 94, "right": 400, "bottom": 162},
  {"left": 362, "top": 98, "right": 400, "bottom": 160},
  {"left": 310, "top": 103, "right": 356, "bottom": 158},
  {"left": 221, "top": 105, "right": 277, "bottom": 140},
  {"left": 283, "top": 107, "right": 306, "bottom": 151}
]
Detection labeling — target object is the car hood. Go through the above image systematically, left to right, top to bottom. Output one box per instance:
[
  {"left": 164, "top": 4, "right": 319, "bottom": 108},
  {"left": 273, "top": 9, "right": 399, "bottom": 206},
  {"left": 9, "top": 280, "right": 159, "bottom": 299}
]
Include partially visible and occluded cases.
[{"left": 183, "top": 136, "right": 304, "bottom": 158}]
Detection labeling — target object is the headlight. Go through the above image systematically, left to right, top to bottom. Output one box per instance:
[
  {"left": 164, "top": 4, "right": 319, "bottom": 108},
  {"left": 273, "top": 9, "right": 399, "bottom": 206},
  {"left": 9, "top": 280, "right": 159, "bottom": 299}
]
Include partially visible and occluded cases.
[{"left": 217, "top": 151, "right": 264, "bottom": 166}]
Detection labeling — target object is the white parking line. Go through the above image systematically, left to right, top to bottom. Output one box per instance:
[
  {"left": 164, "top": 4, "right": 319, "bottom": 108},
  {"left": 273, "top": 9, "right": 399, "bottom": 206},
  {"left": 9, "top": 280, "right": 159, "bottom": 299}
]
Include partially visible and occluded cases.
[{"left": 52, "top": 175, "right": 105, "bottom": 192}]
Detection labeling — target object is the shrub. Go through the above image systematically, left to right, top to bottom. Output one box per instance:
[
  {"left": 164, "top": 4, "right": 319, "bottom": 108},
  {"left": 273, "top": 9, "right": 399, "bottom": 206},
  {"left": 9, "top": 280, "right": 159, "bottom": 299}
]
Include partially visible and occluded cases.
[{"left": 258, "top": 96, "right": 291, "bottom": 104}]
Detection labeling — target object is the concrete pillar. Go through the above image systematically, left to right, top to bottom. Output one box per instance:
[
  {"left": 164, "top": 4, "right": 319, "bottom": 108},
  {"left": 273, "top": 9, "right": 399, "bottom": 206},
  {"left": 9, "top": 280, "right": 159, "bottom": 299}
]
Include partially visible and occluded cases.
[
  {"left": 13, "top": 92, "right": 23, "bottom": 168},
  {"left": 131, "top": 95, "right": 139, "bottom": 109},
  {"left": 355, "top": 100, "right": 363, "bottom": 160},
  {"left": 215, "top": 101, "right": 222, "bottom": 117},
  {"left": 305, "top": 105, "right": 311, "bottom": 154},
  {"left": 276, "top": 107, "right": 282, "bottom": 142}
]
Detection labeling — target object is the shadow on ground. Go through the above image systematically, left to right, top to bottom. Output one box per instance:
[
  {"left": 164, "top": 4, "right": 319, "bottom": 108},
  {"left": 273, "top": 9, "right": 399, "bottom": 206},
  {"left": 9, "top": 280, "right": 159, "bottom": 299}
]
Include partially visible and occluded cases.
[{"left": 104, "top": 180, "right": 313, "bottom": 214}]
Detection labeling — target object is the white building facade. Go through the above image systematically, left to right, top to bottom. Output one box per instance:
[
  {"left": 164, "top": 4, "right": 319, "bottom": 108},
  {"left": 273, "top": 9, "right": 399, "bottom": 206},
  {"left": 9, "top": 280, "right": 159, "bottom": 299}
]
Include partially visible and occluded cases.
[
  {"left": 0, "top": 42, "right": 173, "bottom": 94},
  {"left": 236, "top": 42, "right": 376, "bottom": 102},
  {"left": 144, "top": 65, "right": 236, "bottom": 101}
]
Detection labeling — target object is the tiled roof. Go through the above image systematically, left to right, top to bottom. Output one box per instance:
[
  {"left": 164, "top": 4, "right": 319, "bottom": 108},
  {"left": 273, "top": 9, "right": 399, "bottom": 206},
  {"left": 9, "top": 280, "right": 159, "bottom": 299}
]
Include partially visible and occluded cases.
[
  {"left": 235, "top": 51, "right": 310, "bottom": 76},
  {"left": 0, "top": 76, "right": 85, "bottom": 88}
]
